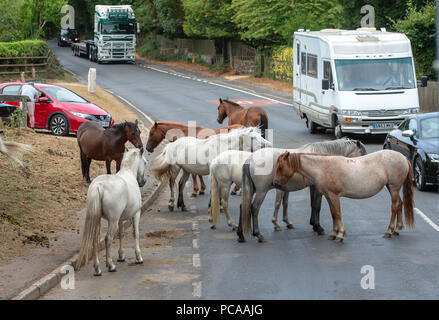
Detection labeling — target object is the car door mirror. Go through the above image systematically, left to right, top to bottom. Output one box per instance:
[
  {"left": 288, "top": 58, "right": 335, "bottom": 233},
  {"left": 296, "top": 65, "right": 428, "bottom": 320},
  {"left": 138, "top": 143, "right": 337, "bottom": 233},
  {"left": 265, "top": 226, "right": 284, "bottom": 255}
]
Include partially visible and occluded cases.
[
  {"left": 322, "top": 79, "right": 329, "bottom": 90},
  {"left": 39, "top": 97, "right": 50, "bottom": 103},
  {"left": 402, "top": 129, "right": 415, "bottom": 138}
]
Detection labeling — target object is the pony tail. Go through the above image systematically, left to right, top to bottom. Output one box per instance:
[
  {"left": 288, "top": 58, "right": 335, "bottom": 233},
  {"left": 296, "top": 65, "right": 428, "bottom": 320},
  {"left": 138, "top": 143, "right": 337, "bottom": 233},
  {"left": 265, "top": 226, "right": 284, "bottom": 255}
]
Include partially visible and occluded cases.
[
  {"left": 259, "top": 114, "right": 268, "bottom": 139},
  {"left": 150, "top": 145, "right": 172, "bottom": 182},
  {"left": 403, "top": 159, "right": 415, "bottom": 228},
  {"left": 241, "top": 162, "right": 254, "bottom": 236},
  {"left": 210, "top": 170, "right": 221, "bottom": 228},
  {"left": 76, "top": 184, "right": 102, "bottom": 270}
]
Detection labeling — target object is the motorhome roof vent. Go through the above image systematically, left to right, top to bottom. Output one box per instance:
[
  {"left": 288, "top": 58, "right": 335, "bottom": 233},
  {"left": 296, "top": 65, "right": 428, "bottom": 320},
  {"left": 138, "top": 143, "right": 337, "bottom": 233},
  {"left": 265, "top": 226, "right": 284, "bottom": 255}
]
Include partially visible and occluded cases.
[
  {"left": 356, "top": 27, "right": 377, "bottom": 32},
  {"left": 380, "top": 28, "right": 387, "bottom": 32},
  {"left": 298, "top": 29, "right": 304, "bottom": 32},
  {"left": 320, "top": 29, "right": 341, "bottom": 34},
  {"left": 356, "top": 35, "right": 379, "bottom": 42}
]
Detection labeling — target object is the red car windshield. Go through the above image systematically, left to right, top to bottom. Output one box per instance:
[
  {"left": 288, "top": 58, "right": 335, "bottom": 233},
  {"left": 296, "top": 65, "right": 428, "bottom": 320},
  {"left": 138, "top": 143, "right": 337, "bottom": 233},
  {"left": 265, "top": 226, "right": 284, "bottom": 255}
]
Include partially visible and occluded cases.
[{"left": 41, "top": 86, "right": 88, "bottom": 103}]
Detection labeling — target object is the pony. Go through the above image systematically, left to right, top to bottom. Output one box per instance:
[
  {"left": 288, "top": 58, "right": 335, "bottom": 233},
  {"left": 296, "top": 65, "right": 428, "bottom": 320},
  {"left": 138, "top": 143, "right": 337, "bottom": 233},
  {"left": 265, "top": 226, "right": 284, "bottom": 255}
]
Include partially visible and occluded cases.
[
  {"left": 217, "top": 98, "right": 268, "bottom": 139},
  {"left": 77, "top": 120, "right": 143, "bottom": 183},
  {"left": 145, "top": 120, "right": 243, "bottom": 196},
  {"left": 150, "top": 127, "right": 272, "bottom": 212},
  {"left": 0, "top": 136, "right": 32, "bottom": 175},
  {"left": 238, "top": 138, "right": 367, "bottom": 243},
  {"left": 76, "top": 148, "right": 147, "bottom": 275},
  {"left": 209, "top": 150, "right": 252, "bottom": 230},
  {"left": 273, "top": 150, "right": 414, "bottom": 242}
]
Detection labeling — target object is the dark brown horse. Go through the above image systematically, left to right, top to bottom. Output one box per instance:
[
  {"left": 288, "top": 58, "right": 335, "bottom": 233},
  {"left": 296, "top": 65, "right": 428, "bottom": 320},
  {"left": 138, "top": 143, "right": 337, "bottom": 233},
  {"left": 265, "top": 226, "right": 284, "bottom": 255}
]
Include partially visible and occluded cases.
[
  {"left": 217, "top": 98, "right": 268, "bottom": 138},
  {"left": 77, "top": 120, "right": 143, "bottom": 183},
  {"left": 145, "top": 120, "right": 243, "bottom": 196}
]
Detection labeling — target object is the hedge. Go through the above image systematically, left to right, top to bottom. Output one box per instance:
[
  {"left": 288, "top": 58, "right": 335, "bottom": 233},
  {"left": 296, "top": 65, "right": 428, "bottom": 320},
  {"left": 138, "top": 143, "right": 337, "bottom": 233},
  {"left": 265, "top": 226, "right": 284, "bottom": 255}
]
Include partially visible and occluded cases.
[{"left": 0, "top": 40, "right": 50, "bottom": 58}]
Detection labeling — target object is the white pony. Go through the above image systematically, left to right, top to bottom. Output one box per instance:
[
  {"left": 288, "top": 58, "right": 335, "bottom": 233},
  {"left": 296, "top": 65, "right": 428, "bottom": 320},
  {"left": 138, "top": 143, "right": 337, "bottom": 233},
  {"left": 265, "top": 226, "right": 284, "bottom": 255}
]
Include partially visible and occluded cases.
[
  {"left": 150, "top": 127, "right": 271, "bottom": 212},
  {"left": 0, "top": 136, "right": 32, "bottom": 174},
  {"left": 76, "top": 148, "right": 147, "bottom": 276},
  {"left": 209, "top": 150, "right": 252, "bottom": 230}
]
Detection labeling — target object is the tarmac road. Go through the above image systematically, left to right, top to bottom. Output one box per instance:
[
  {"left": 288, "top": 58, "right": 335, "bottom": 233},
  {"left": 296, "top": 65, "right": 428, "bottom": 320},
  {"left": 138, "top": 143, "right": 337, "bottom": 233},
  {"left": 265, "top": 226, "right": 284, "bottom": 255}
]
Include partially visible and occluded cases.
[{"left": 43, "top": 40, "right": 439, "bottom": 300}]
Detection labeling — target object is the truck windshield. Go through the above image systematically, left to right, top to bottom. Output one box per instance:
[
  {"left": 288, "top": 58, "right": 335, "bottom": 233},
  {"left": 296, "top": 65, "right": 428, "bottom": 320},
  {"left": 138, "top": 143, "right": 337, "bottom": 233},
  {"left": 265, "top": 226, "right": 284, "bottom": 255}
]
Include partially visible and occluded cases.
[
  {"left": 101, "top": 23, "right": 135, "bottom": 35},
  {"left": 335, "top": 57, "right": 416, "bottom": 91}
]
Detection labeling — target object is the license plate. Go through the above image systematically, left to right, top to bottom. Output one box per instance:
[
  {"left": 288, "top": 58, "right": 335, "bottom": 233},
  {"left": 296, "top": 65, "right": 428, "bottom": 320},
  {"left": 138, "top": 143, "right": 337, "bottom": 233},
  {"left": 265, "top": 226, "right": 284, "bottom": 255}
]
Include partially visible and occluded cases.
[
  {"left": 100, "top": 121, "right": 110, "bottom": 127},
  {"left": 372, "top": 123, "right": 394, "bottom": 129}
]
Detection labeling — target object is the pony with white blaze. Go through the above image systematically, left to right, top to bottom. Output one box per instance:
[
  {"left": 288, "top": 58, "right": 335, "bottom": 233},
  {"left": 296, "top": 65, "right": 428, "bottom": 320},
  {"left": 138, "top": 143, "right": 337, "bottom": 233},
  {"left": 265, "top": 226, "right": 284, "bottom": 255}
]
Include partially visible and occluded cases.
[
  {"left": 150, "top": 127, "right": 271, "bottom": 212},
  {"left": 0, "top": 136, "right": 32, "bottom": 174},
  {"left": 238, "top": 138, "right": 367, "bottom": 243},
  {"left": 76, "top": 148, "right": 147, "bottom": 276},
  {"left": 209, "top": 150, "right": 252, "bottom": 230}
]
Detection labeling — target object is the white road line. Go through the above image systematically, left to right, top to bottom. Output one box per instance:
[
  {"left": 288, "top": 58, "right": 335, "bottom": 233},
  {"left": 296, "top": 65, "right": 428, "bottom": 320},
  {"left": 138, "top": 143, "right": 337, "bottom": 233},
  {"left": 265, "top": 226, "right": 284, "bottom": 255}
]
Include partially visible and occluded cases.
[
  {"left": 141, "top": 64, "right": 293, "bottom": 106},
  {"left": 106, "top": 90, "right": 155, "bottom": 126},
  {"left": 414, "top": 208, "right": 439, "bottom": 232},
  {"left": 192, "top": 222, "right": 199, "bottom": 231},
  {"left": 192, "top": 239, "right": 199, "bottom": 249},
  {"left": 193, "top": 254, "right": 201, "bottom": 268},
  {"left": 192, "top": 281, "right": 202, "bottom": 298}
]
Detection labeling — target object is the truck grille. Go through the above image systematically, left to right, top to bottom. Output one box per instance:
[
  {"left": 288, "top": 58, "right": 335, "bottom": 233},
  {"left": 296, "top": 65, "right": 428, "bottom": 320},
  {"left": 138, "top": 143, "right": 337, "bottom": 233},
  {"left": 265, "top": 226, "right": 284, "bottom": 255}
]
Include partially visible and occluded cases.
[{"left": 362, "top": 109, "right": 407, "bottom": 117}]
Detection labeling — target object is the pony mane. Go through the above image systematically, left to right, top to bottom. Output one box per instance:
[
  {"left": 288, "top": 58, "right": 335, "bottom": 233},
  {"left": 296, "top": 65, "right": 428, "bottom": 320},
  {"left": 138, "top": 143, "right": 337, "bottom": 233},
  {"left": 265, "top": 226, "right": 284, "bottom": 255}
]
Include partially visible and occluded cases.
[
  {"left": 222, "top": 99, "right": 241, "bottom": 107},
  {"left": 299, "top": 138, "right": 365, "bottom": 155},
  {"left": 121, "top": 148, "right": 140, "bottom": 169}
]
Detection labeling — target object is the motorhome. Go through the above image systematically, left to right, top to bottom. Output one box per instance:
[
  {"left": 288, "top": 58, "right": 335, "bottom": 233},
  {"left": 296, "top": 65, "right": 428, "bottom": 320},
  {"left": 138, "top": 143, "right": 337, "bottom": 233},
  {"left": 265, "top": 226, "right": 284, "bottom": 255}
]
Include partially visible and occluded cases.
[{"left": 293, "top": 28, "right": 422, "bottom": 138}]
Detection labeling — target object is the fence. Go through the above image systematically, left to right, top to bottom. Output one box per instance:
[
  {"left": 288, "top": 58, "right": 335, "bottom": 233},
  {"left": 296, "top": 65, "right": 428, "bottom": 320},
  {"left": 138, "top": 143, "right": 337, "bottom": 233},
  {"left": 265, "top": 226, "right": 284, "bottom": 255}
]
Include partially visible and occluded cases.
[
  {"left": 0, "top": 55, "right": 50, "bottom": 77},
  {"left": 418, "top": 81, "right": 438, "bottom": 113}
]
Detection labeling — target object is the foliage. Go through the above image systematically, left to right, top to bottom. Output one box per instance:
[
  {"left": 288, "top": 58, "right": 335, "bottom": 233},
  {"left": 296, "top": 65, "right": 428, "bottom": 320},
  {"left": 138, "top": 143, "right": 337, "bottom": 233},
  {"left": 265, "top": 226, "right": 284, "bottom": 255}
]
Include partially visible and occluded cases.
[
  {"left": 392, "top": 1, "right": 436, "bottom": 79},
  {"left": 0, "top": 40, "right": 50, "bottom": 57},
  {"left": 270, "top": 46, "right": 293, "bottom": 81}
]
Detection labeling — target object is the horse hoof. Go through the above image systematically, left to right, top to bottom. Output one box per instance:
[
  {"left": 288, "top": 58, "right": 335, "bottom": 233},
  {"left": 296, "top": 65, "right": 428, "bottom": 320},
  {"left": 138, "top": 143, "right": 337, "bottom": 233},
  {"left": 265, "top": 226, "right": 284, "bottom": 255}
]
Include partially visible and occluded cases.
[
  {"left": 199, "top": 191, "right": 205, "bottom": 195},
  {"left": 191, "top": 193, "right": 197, "bottom": 198},
  {"left": 168, "top": 205, "right": 174, "bottom": 212},
  {"left": 181, "top": 206, "right": 187, "bottom": 212},
  {"left": 286, "top": 224, "right": 294, "bottom": 229},
  {"left": 210, "top": 225, "right": 216, "bottom": 230},
  {"left": 231, "top": 226, "right": 237, "bottom": 231},
  {"left": 274, "top": 226, "right": 281, "bottom": 232},
  {"left": 317, "top": 229, "right": 325, "bottom": 236},
  {"left": 392, "top": 231, "right": 400, "bottom": 236},
  {"left": 383, "top": 233, "right": 392, "bottom": 239},
  {"left": 328, "top": 235, "right": 336, "bottom": 240},
  {"left": 237, "top": 236, "right": 246, "bottom": 243},
  {"left": 257, "top": 236, "right": 266, "bottom": 243},
  {"left": 334, "top": 237, "right": 344, "bottom": 243},
  {"left": 117, "top": 258, "right": 125, "bottom": 262},
  {"left": 135, "top": 259, "right": 144, "bottom": 264},
  {"left": 108, "top": 266, "right": 117, "bottom": 272},
  {"left": 94, "top": 271, "right": 102, "bottom": 277}
]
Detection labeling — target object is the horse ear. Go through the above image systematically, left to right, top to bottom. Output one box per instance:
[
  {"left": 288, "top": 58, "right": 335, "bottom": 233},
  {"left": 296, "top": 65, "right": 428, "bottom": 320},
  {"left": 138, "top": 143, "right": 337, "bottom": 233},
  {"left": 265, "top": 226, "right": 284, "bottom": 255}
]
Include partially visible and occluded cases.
[
  {"left": 219, "top": 98, "right": 222, "bottom": 103},
  {"left": 135, "top": 119, "right": 138, "bottom": 126},
  {"left": 154, "top": 121, "right": 158, "bottom": 128},
  {"left": 356, "top": 140, "right": 361, "bottom": 147},
  {"left": 282, "top": 151, "right": 290, "bottom": 159}
]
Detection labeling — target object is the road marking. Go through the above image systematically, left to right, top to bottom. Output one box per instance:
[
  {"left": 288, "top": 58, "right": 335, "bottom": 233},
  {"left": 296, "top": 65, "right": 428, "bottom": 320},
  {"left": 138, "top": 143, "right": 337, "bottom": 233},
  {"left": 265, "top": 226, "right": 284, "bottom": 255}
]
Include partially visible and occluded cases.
[
  {"left": 140, "top": 63, "right": 293, "bottom": 107},
  {"left": 414, "top": 208, "right": 439, "bottom": 232},
  {"left": 192, "top": 222, "right": 199, "bottom": 231},
  {"left": 192, "top": 239, "right": 199, "bottom": 249},
  {"left": 193, "top": 254, "right": 201, "bottom": 268},
  {"left": 192, "top": 281, "right": 202, "bottom": 298}
]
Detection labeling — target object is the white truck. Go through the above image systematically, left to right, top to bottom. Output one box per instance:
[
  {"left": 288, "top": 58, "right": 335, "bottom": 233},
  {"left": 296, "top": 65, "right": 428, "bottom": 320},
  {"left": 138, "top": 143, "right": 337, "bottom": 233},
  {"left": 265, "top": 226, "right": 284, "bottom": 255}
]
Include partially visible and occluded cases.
[
  {"left": 72, "top": 5, "right": 138, "bottom": 63},
  {"left": 292, "top": 28, "right": 423, "bottom": 138}
]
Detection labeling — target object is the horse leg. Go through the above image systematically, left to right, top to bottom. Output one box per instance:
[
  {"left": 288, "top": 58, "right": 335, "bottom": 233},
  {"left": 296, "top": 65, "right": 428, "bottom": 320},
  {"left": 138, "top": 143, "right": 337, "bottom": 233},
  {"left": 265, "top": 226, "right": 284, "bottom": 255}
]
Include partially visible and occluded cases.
[
  {"left": 80, "top": 151, "right": 87, "bottom": 180},
  {"left": 86, "top": 158, "right": 92, "bottom": 184},
  {"left": 116, "top": 158, "right": 121, "bottom": 173},
  {"left": 106, "top": 159, "right": 112, "bottom": 175},
  {"left": 168, "top": 168, "right": 179, "bottom": 211},
  {"left": 177, "top": 170, "right": 190, "bottom": 211},
  {"left": 191, "top": 174, "right": 199, "bottom": 197},
  {"left": 199, "top": 175, "right": 206, "bottom": 195},
  {"left": 221, "top": 185, "right": 237, "bottom": 230},
  {"left": 310, "top": 186, "right": 325, "bottom": 235},
  {"left": 384, "top": 188, "right": 400, "bottom": 238},
  {"left": 272, "top": 190, "right": 283, "bottom": 231},
  {"left": 252, "top": 191, "right": 268, "bottom": 243},
  {"left": 282, "top": 192, "right": 294, "bottom": 229},
  {"left": 325, "top": 193, "right": 345, "bottom": 242},
  {"left": 133, "top": 211, "right": 143, "bottom": 264},
  {"left": 105, "top": 220, "right": 119, "bottom": 272},
  {"left": 117, "top": 220, "right": 125, "bottom": 262},
  {"left": 93, "top": 227, "right": 102, "bottom": 276}
]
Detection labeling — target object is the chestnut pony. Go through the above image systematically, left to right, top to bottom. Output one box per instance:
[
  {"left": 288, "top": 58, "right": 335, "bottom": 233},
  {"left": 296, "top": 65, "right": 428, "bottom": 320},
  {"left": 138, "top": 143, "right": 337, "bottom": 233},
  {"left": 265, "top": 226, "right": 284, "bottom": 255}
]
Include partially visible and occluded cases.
[
  {"left": 217, "top": 98, "right": 268, "bottom": 139},
  {"left": 77, "top": 120, "right": 143, "bottom": 183},
  {"left": 145, "top": 120, "right": 242, "bottom": 196},
  {"left": 273, "top": 150, "right": 414, "bottom": 242}
]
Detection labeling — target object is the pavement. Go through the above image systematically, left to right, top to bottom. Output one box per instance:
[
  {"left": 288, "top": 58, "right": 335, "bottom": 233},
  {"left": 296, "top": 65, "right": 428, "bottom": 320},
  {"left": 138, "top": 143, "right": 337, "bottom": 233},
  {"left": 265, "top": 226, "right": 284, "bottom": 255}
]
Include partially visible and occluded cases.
[{"left": 36, "top": 40, "right": 439, "bottom": 300}]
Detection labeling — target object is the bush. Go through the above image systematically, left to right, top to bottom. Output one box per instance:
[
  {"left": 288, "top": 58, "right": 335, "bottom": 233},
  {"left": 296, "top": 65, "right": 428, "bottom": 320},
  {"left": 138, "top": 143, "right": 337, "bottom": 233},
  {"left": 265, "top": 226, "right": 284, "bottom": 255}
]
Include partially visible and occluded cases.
[
  {"left": 392, "top": 1, "right": 436, "bottom": 80},
  {"left": 138, "top": 38, "right": 165, "bottom": 61},
  {"left": 0, "top": 40, "right": 50, "bottom": 58},
  {"left": 270, "top": 46, "right": 293, "bottom": 81}
]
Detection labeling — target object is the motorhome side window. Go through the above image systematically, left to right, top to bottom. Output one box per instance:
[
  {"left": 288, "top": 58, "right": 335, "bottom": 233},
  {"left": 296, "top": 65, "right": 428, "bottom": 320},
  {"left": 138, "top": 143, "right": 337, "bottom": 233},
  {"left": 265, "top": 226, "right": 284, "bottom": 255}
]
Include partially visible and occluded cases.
[
  {"left": 297, "top": 44, "right": 300, "bottom": 65},
  {"left": 301, "top": 52, "right": 306, "bottom": 75},
  {"left": 307, "top": 54, "right": 317, "bottom": 78},
  {"left": 323, "top": 61, "right": 333, "bottom": 86}
]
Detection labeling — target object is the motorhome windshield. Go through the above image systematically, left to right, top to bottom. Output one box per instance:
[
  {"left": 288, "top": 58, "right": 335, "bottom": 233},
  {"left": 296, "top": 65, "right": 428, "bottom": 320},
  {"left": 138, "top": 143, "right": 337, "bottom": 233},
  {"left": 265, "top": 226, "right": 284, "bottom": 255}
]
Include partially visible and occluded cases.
[
  {"left": 101, "top": 22, "right": 135, "bottom": 35},
  {"left": 335, "top": 57, "right": 416, "bottom": 91}
]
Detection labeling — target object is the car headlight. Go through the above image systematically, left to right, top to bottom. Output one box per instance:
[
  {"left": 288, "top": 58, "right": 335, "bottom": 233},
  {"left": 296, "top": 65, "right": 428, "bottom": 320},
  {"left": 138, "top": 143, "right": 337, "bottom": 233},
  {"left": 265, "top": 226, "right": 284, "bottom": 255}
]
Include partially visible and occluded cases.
[
  {"left": 61, "top": 37, "right": 66, "bottom": 40},
  {"left": 403, "top": 108, "right": 419, "bottom": 115},
  {"left": 340, "top": 110, "right": 361, "bottom": 116},
  {"left": 70, "top": 111, "right": 93, "bottom": 120},
  {"left": 428, "top": 153, "right": 439, "bottom": 163}
]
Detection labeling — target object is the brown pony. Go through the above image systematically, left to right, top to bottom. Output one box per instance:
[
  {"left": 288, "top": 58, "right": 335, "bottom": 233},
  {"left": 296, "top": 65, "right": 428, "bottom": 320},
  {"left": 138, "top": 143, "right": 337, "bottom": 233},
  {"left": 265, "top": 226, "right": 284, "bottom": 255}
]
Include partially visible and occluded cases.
[
  {"left": 217, "top": 98, "right": 268, "bottom": 138},
  {"left": 77, "top": 120, "right": 143, "bottom": 183},
  {"left": 145, "top": 120, "right": 243, "bottom": 196},
  {"left": 273, "top": 150, "right": 414, "bottom": 242}
]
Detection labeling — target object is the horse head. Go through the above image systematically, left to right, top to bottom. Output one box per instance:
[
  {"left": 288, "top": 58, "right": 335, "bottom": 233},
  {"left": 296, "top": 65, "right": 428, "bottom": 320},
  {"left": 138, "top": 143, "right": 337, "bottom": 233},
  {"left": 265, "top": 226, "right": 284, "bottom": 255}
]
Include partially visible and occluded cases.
[
  {"left": 217, "top": 98, "right": 227, "bottom": 124},
  {"left": 124, "top": 119, "right": 143, "bottom": 150},
  {"left": 146, "top": 121, "right": 165, "bottom": 153},
  {"left": 239, "top": 127, "right": 272, "bottom": 151},
  {"left": 345, "top": 138, "right": 367, "bottom": 158},
  {"left": 136, "top": 148, "right": 147, "bottom": 188},
  {"left": 273, "top": 151, "right": 300, "bottom": 189}
]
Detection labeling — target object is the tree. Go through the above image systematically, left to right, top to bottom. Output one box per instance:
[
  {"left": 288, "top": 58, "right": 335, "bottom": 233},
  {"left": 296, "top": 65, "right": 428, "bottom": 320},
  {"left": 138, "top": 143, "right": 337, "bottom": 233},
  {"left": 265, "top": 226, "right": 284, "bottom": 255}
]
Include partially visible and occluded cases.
[{"left": 0, "top": 0, "right": 23, "bottom": 41}]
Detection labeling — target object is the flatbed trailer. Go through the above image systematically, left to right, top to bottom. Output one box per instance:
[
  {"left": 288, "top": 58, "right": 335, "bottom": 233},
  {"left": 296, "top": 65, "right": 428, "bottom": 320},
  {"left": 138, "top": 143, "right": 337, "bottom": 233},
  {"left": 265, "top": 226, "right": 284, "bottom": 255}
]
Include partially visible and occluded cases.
[{"left": 71, "top": 41, "right": 98, "bottom": 62}]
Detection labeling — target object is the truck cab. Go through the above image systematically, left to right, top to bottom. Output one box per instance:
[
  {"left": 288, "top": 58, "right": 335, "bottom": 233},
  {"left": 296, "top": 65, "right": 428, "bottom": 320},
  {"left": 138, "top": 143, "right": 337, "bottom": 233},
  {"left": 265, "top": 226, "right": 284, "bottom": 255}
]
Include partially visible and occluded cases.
[
  {"left": 93, "top": 5, "right": 137, "bottom": 63},
  {"left": 293, "top": 28, "right": 420, "bottom": 138}
]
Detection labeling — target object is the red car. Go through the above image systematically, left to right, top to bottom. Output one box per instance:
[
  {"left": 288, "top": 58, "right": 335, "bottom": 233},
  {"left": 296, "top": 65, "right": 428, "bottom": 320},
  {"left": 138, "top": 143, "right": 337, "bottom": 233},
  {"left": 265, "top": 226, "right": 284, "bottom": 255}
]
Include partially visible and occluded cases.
[{"left": 0, "top": 82, "right": 114, "bottom": 136}]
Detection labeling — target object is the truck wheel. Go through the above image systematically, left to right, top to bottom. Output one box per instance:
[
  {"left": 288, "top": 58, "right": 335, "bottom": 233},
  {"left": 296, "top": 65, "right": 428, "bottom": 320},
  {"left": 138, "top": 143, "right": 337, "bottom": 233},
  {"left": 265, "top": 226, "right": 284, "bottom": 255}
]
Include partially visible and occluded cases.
[
  {"left": 308, "top": 120, "right": 318, "bottom": 134},
  {"left": 334, "top": 120, "right": 344, "bottom": 139}
]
